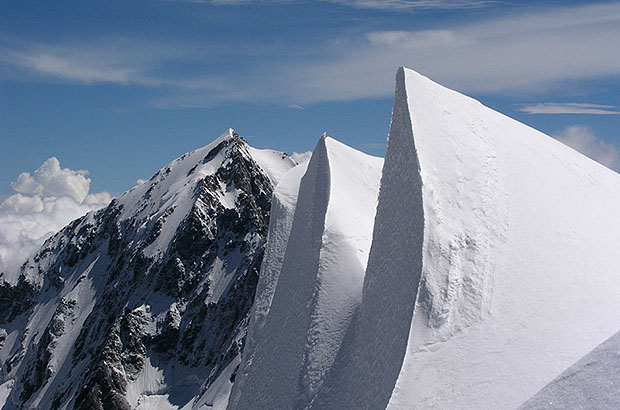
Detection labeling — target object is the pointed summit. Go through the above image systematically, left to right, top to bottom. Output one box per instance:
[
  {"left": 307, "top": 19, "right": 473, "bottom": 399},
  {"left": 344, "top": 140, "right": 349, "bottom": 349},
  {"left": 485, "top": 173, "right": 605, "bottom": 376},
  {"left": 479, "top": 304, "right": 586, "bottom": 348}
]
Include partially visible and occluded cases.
[
  {"left": 309, "top": 67, "right": 620, "bottom": 410},
  {"left": 1, "top": 130, "right": 296, "bottom": 410},
  {"left": 229, "top": 135, "right": 383, "bottom": 410}
]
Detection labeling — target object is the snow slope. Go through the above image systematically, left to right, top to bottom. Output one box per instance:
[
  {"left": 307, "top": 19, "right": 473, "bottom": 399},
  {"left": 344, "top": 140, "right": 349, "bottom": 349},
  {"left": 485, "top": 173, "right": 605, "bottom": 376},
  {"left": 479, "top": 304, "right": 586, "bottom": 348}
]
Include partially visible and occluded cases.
[
  {"left": 311, "top": 67, "right": 620, "bottom": 410},
  {"left": 228, "top": 137, "right": 383, "bottom": 410},
  {"left": 518, "top": 329, "right": 620, "bottom": 410}
]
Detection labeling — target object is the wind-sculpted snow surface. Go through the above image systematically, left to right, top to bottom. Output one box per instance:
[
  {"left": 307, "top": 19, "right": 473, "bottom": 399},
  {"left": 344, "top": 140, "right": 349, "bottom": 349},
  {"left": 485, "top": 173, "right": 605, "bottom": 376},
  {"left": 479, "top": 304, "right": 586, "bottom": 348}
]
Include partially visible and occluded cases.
[
  {"left": 307, "top": 67, "right": 620, "bottom": 410},
  {"left": 307, "top": 68, "right": 425, "bottom": 410},
  {"left": 0, "top": 129, "right": 296, "bottom": 410},
  {"left": 228, "top": 137, "right": 382, "bottom": 410},
  {"left": 224, "top": 158, "right": 309, "bottom": 410},
  {"left": 245, "top": 160, "right": 309, "bottom": 351},
  {"left": 519, "top": 329, "right": 620, "bottom": 410}
]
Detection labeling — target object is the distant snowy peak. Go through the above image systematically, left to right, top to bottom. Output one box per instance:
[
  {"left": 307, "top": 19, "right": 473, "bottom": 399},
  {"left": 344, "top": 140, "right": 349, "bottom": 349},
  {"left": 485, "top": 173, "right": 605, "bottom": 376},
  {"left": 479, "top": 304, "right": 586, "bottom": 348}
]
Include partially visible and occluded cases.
[
  {"left": 118, "top": 128, "right": 295, "bottom": 222},
  {"left": 0, "top": 129, "right": 296, "bottom": 410}
]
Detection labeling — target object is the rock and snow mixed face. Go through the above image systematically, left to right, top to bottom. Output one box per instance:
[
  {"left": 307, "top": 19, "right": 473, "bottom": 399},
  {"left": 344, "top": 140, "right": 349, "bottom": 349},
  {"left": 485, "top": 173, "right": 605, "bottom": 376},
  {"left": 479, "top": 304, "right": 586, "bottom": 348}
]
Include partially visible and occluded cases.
[{"left": 0, "top": 129, "right": 295, "bottom": 410}]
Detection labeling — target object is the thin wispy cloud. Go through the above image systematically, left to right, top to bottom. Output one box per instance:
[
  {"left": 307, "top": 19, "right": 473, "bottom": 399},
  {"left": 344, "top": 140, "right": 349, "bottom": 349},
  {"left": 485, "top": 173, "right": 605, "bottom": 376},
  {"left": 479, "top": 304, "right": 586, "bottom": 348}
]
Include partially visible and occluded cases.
[
  {"left": 172, "top": 0, "right": 294, "bottom": 4},
  {"left": 176, "top": 0, "right": 493, "bottom": 7},
  {"left": 324, "top": 0, "right": 495, "bottom": 10},
  {"left": 3, "top": 2, "right": 620, "bottom": 105},
  {"left": 284, "top": 2, "right": 620, "bottom": 102},
  {"left": 0, "top": 37, "right": 245, "bottom": 100},
  {"left": 0, "top": 38, "right": 179, "bottom": 86},
  {"left": 520, "top": 103, "right": 620, "bottom": 115},
  {"left": 553, "top": 125, "right": 620, "bottom": 172}
]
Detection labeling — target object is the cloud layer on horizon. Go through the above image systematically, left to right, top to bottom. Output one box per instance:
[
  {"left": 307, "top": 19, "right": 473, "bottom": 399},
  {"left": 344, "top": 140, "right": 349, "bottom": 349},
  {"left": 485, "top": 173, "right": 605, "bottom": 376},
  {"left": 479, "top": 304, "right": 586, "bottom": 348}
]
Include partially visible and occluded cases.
[{"left": 0, "top": 158, "right": 111, "bottom": 284}]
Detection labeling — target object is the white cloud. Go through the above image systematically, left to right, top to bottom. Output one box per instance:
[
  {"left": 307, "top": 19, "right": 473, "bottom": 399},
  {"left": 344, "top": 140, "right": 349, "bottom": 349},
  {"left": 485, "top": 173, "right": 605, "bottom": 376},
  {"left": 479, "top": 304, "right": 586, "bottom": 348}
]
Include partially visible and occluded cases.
[
  {"left": 280, "top": 2, "right": 620, "bottom": 102},
  {"left": 3, "top": 3, "right": 620, "bottom": 105},
  {"left": 0, "top": 37, "right": 201, "bottom": 87},
  {"left": 519, "top": 103, "right": 620, "bottom": 115},
  {"left": 553, "top": 125, "right": 620, "bottom": 172},
  {"left": 291, "top": 151, "right": 312, "bottom": 164},
  {"left": 11, "top": 157, "right": 90, "bottom": 202},
  {"left": 0, "top": 158, "right": 112, "bottom": 284}
]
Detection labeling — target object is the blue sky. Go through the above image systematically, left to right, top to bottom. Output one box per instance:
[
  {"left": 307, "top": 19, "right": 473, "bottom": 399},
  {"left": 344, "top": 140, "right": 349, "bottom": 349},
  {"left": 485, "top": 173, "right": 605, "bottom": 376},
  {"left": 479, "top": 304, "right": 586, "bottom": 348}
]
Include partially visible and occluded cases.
[{"left": 2, "top": 0, "right": 620, "bottom": 196}]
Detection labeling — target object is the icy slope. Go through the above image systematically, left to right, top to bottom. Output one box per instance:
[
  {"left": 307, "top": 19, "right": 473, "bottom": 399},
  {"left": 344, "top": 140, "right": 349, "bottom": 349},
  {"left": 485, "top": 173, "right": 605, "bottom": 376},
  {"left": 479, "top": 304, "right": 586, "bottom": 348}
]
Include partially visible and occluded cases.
[
  {"left": 312, "top": 67, "right": 620, "bottom": 410},
  {"left": 0, "top": 129, "right": 295, "bottom": 410},
  {"left": 228, "top": 137, "right": 383, "bottom": 410},
  {"left": 519, "top": 329, "right": 620, "bottom": 410}
]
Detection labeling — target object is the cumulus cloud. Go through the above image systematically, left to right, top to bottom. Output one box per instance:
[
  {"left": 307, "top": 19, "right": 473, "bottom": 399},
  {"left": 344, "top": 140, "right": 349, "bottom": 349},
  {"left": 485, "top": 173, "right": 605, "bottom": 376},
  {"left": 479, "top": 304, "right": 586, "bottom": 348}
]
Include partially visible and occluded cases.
[
  {"left": 520, "top": 103, "right": 620, "bottom": 115},
  {"left": 553, "top": 125, "right": 620, "bottom": 172},
  {"left": 10, "top": 157, "right": 90, "bottom": 202},
  {"left": 0, "top": 158, "right": 112, "bottom": 284}
]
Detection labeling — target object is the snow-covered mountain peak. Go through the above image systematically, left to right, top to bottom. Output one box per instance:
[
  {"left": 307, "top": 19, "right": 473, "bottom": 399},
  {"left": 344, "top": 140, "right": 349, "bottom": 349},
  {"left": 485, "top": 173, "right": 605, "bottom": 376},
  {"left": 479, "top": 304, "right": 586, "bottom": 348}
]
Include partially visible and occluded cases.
[
  {"left": 338, "top": 66, "right": 620, "bottom": 410},
  {"left": 118, "top": 129, "right": 257, "bottom": 217},
  {"left": 0, "top": 130, "right": 296, "bottom": 410}
]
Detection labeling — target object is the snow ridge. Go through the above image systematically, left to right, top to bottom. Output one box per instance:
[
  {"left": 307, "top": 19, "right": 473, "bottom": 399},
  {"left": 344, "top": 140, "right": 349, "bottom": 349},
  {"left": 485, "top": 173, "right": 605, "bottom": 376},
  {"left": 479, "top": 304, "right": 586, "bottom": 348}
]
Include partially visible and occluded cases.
[
  {"left": 303, "top": 67, "right": 620, "bottom": 410},
  {"left": 308, "top": 67, "right": 425, "bottom": 410},
  {"left": 386, "top": 67, "right": 620, "bottom": 410},
  {"left": 230, "top": 136, "right": 331, "bottom": 410},
  {"left": 229, "top": 137, "right": 382, "bottom": 410}
]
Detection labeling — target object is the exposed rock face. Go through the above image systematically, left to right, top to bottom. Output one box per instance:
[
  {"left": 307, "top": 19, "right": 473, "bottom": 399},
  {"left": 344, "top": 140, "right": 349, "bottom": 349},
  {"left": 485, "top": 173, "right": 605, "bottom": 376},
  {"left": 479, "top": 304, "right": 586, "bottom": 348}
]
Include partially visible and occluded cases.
[{"left": 0, "top": 130, "right": 295, "bottom": 409}]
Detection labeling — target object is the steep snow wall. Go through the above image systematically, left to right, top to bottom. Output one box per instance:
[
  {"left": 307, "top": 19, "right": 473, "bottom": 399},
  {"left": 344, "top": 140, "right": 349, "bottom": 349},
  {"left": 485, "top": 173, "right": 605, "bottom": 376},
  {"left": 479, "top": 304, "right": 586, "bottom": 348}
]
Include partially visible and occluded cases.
[
  {"left": 313, "top": 67, "right": 620, "bottom": 410},
  {"left": 308, "top": 68, "right": 425, "bottom": 410},
  {"left": 390, "top": 68, "right": 620, "bottom": 409},
  {"left": 228, "top": 137, "right": 382, "bottom": 410},
  {"left": 225, "top": 160, "right": 309, "bottom": 410},
  {"left": 245, "top": 160, "right": 310, "bottom": 351},
  {"left": 518, "top": 329, "right": 620, "bottom": 410}
]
